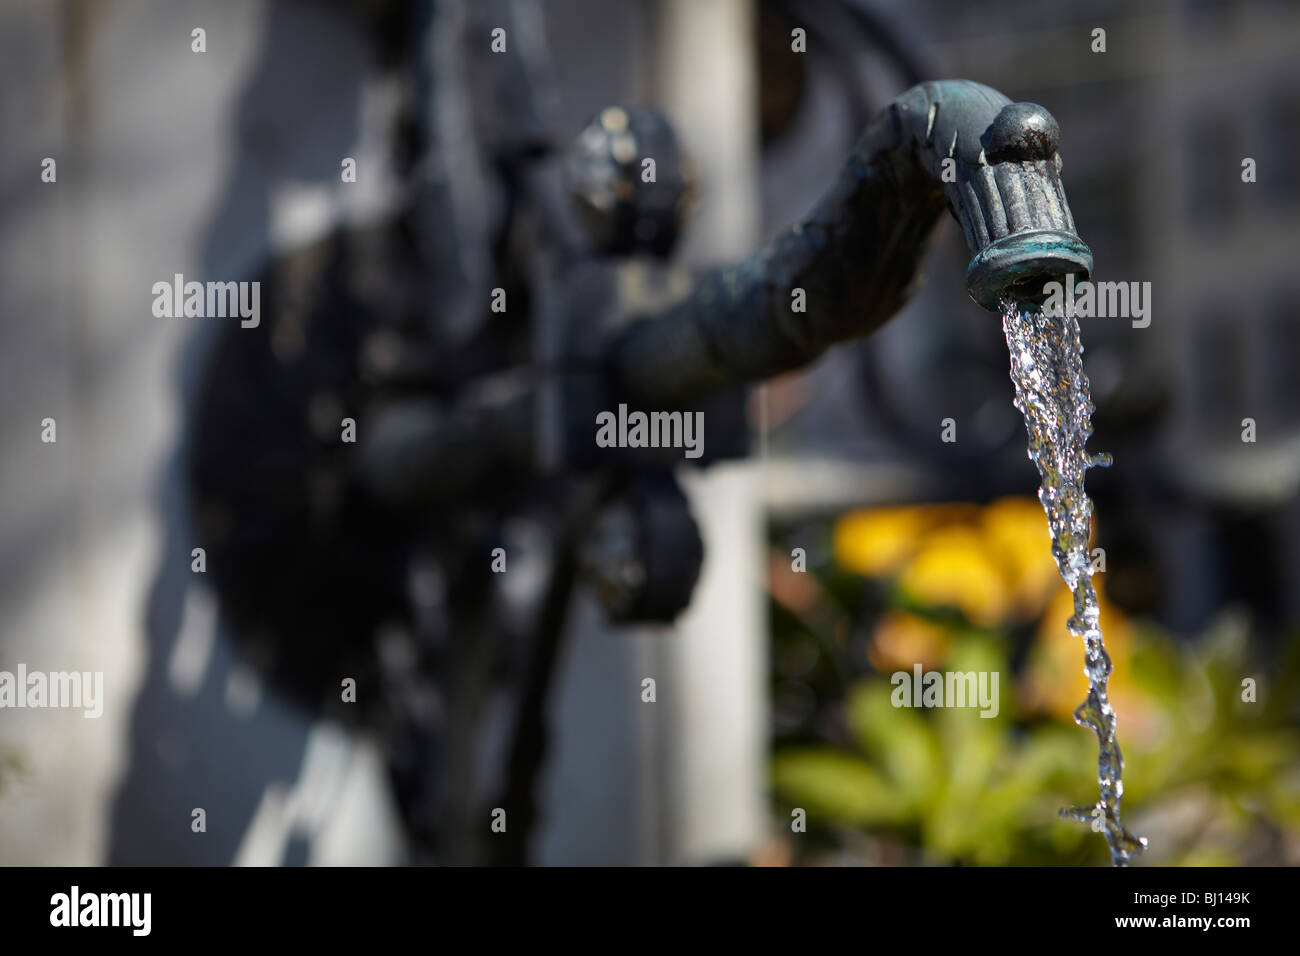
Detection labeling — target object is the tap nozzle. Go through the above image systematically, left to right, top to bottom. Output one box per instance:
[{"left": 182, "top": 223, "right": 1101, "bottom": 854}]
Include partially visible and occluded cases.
[{"left": 893, "top": 82, "right": 1093, "bottom": 310}]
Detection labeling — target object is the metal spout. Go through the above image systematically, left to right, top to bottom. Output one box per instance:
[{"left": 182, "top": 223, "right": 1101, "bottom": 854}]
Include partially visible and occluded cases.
[
  {"left": 610, "top": 80, "right": 1093, "bottom": 406},
  {"left": 890, "top": 82, "right": 1092, "bottom": 309}
]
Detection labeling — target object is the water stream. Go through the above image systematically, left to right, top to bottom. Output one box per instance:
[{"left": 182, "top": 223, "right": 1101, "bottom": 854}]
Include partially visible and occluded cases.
[{"left": 1001, "top": 301, "right": 1147, "bottom": 866}]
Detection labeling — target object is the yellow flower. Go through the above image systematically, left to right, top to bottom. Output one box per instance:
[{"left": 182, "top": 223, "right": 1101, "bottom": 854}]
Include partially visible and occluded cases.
[
  {"left": 979, "top": 496, "right": 1061, "bottom": 621},
  {"left": 833, "top": 504, "right": 972, "bottom": 578},
  {"left": 896, "top": 525, "right": 1010, "bottom": 627}
]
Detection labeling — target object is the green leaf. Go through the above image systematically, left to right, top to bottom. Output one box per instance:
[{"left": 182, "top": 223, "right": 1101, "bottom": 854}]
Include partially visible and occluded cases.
[{"left": 773, "top": 747, "right": 914, "bottom": 827}]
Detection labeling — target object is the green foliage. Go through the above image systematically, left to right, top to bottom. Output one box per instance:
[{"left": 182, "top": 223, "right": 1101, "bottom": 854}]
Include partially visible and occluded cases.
[
  {"left": 769, "top": 523, "right": 1300, "bottom": 866},
  {"left": 774, "top": 641, "right": 1108, "bottom": 865}
]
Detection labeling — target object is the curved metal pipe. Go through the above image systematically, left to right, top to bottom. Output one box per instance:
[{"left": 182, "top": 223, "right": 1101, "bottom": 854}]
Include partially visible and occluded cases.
[
  {"left": 609, "top": 79, "right": 1092, "bottom": 406},
  {"left": 361, "top": 80, "right": 1093, "bottom": 505}
]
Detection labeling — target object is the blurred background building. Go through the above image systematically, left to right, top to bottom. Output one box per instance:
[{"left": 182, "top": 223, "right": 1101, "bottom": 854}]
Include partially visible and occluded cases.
[{"left": 1, "top": 0, "right": 1297, "bottom": 866}]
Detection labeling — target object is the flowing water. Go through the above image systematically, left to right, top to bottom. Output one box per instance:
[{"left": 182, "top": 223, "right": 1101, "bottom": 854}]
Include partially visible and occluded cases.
[{"left": 1001, "top": 301, "right": 1147, "bottom": 867}]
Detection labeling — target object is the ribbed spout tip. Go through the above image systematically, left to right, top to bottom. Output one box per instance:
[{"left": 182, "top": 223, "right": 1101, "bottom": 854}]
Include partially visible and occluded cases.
[{"left": 966, "top": 229, "right": 1093, "bottom": 311}]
